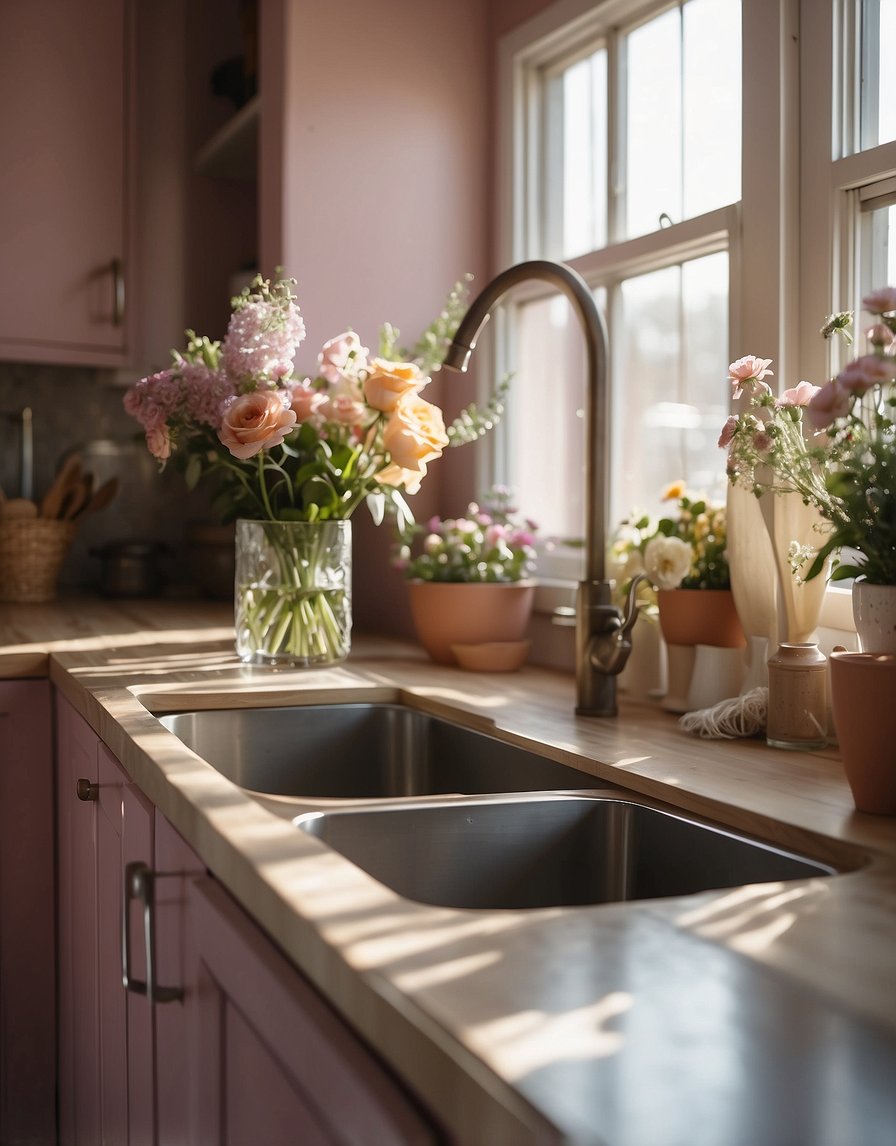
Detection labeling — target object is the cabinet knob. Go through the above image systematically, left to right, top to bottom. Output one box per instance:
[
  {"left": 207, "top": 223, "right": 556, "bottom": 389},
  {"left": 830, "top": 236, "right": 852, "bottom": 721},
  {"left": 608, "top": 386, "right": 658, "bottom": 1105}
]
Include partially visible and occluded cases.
[{"left": 76, "top": 778, "right": 98, "bottom": 801}]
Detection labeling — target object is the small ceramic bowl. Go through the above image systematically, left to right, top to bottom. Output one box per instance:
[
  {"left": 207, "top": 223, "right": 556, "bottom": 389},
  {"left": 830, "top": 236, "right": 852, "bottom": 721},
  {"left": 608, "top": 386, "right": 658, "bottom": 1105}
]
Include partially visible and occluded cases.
[{"left": 450, "top": 640, "right": 531, "bottom": 672}]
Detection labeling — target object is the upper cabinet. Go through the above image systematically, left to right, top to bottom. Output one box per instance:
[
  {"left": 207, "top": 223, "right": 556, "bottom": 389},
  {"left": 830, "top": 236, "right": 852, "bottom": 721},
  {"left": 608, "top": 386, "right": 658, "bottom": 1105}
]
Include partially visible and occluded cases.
[{"left": 0, "top": 0, "right": 133, "bottom": 367}]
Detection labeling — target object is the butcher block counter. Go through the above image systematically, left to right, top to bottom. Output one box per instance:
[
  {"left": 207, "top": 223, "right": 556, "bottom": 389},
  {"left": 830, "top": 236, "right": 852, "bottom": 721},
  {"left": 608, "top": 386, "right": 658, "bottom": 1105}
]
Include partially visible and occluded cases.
[{"left": 4, "top": 597, "right": 896, "bottom": 1144}]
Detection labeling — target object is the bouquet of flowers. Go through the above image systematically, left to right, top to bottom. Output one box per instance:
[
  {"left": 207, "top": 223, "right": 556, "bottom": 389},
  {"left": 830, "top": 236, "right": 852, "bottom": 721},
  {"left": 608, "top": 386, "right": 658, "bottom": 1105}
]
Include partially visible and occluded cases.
[
  {"left": 124, "top": 274, "right": 506, "bottom": 664},
  {"left": 720, "top": 286, "right": 896, "bottom": 585},
  {"left": 627, "top": 482, "right": 731, "bottom": 592},
  {"left": 394, "top": 485, "right": 537, "bottom": 583}
]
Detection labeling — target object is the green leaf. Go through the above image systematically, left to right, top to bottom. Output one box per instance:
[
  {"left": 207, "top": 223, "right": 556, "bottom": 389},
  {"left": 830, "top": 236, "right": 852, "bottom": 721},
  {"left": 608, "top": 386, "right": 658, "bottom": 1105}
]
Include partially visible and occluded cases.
[{"left": 184, "top": 453, "right": 203, "bottom": 490}]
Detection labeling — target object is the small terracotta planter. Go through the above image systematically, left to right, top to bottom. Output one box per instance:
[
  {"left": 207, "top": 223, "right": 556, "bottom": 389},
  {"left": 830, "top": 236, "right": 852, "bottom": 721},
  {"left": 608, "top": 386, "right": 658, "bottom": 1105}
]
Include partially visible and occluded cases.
[
  {"left": 407, "top": 580, "right": 535, "bottom": 665},
  {"left": 656, "top": 588, "right": 745, "bottom": 649},
  {"left": 829, "top": 651, "right": 896, "bottom": 815}
]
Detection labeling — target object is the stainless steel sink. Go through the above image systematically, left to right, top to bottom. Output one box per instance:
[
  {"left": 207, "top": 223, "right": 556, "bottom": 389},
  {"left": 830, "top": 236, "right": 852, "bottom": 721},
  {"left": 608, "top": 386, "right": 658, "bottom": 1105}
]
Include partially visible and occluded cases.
[
  {"left": 158, "top": 703, "right": 600, "bottom": 799},
  {"left": 294, "top": 793, "right": 838, "bottom": 910}
]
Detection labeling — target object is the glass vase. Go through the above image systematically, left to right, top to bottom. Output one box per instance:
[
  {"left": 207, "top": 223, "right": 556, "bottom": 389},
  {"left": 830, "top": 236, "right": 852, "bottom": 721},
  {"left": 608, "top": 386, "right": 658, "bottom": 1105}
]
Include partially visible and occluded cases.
[{"left": 234, "top": 519, "right": 351, "bottom": 667}]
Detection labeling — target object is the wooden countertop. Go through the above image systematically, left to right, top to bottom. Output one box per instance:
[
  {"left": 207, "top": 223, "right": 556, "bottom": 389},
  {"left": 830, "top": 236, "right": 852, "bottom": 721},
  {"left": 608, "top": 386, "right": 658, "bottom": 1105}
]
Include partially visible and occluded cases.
[{"left": 4, "top": 597, "right": 896, "bottom": 1144}]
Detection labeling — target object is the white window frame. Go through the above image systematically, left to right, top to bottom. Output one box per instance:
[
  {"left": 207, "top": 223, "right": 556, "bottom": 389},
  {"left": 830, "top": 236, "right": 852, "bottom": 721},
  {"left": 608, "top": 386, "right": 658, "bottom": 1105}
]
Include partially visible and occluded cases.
[{"left": 493, "top": 0, "right": 894, "bottom": 638}]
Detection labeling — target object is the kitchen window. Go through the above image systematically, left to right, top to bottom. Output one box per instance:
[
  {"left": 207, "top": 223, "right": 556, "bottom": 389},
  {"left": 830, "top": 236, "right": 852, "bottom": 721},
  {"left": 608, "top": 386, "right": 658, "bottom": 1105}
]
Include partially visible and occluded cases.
[
  {"left": 491, "top": 0, "right": 893, "bottom": 627},
  {"left": 492, "top": 0, "right": 742, "bottom": 562}
]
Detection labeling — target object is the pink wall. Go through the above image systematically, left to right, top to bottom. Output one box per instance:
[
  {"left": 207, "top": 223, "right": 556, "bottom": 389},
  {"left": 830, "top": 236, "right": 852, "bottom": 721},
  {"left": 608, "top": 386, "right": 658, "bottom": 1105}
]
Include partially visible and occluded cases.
[{"left": 271, "top": 0, "right": 490, "bottom": 633}]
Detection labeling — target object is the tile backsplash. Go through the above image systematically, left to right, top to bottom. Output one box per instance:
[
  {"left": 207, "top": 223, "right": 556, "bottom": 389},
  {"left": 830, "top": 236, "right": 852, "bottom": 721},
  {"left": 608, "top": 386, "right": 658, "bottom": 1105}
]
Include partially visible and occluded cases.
[{"left": 0, "top": 362, "right": 217, "bottom": 595}]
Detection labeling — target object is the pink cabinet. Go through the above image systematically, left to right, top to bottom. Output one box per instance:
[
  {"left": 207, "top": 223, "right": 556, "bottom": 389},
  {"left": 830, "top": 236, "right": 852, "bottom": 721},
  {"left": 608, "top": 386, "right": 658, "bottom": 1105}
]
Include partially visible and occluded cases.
[
  {"left": 0, "top": 0, "right": 131, "bottom": 366},
  {"left": 0, "top": 680, "right": 56, "bottom": 1146},
  {"left": 56, "top": 693, "right": 154, "bottom": 1146},
  {"left": 55, "top": 695, "right": 438, "bottom": 1144},
  {"left": 189, "top": 875, "right": 436, "bottom": 1145}
]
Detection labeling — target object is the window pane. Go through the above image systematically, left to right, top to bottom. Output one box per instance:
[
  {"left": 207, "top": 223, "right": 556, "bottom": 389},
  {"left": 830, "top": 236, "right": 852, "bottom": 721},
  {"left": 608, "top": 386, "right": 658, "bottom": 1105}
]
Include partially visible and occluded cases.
[
  {"left": 625, "top": 0, "right": 741, "bottom": 238},
  {"left": 683, "top": 0, "right": 742, "bottom": 218},
  {"left": 861, "top": 0, "right": 896, "bottom": 149},
  {"left": 625, "top": 8, "right": 682, "bottom": 238},
  {"left": 545, "top": 46, "right": 608, "bottom": 260},
  {"left": 860, "top": 198, "right": 896, "bottom": 301},
  {"left": 612, "top": 254, "right": 729, "bottom": 526},
  {"left": 505, "top": 294, "right": 588, "bottom": 541}
]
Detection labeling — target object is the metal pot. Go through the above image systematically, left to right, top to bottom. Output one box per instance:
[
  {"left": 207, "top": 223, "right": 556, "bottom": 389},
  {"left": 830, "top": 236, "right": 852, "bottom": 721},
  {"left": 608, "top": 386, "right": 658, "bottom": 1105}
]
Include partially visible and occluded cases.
[{"left": 89, "top": 539, "right": 169, "bottom": 598}]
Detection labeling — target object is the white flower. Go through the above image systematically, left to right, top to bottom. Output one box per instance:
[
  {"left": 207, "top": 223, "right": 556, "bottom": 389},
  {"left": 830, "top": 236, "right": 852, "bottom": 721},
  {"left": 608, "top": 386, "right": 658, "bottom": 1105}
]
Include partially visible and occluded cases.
[{"left": 643, "top": 536, "right": 693, "bottom": 590}]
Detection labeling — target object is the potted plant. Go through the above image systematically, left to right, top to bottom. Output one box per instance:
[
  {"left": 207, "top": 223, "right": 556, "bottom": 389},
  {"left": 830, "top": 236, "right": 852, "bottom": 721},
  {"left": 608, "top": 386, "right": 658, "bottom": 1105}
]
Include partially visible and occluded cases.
[
  {"left": 720, "top": 287, "right": 896, "bottom": 652},
  {"left": 394, "top": 486, "right": 538, "bottom": 665}
]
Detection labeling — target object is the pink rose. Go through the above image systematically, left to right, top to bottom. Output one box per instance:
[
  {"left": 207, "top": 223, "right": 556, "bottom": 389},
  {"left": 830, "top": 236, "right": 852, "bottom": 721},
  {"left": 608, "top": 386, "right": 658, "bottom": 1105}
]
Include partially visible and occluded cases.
[
  {"left": 862, "top": 287, "right": 896, "bottom": 316},
  {"left": 318, "top": 331, "right": 368, "bottom": 384},
  {"left": 836, "top": 354, "right": 894, "bottom": 396},
  {"left": 728, "top": 355, "right": 774, "bottom": 398},
  {"left": 363, "top": 358, "right": 428, "bottom": 413},
  {"left": 286, "top": 379, "right": 327, "bottom": 423},
  {"left": 777, "top": 380, "right": 821, "bottom": 408},
  {"left": 805, "top": 381, "right": 851, "bottom": 431},
  {"left": 218, "top": 390, "right": 297, "bottom": 459},
  {"left": 321, "top": 393, "right": 370, "bottom": 427},
  {"left": 717, "top": 415, "right": 738, "bottom": 448},
  {"left": 145, "top": 424, "right": 171, "bottom": 460}
]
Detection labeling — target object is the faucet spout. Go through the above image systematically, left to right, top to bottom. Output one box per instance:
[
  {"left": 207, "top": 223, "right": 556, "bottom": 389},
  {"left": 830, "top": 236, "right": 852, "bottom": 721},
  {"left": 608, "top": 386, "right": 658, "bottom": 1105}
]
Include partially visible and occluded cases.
[{"left": 444, "top": 259, "right": 631, "bottom": 717}]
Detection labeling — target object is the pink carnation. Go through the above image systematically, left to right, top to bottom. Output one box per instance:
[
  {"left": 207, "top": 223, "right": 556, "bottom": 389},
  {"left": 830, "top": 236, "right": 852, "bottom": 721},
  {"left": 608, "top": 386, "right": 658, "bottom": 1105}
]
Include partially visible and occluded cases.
[
  {"left": 862, "top": 287, "right": 896, "bottom": 316},
  {"left": 318, "top": 331, "right": 368, "bottom": 385},
  {"left": 835, "top": 354, "right": 894, "bottom": 396},
  {"left": 728, "top": 356, "right": 774, "bottom": 399},
  {"left": 777, "top": 381, "right": 821, "bottom": 408},
  {"left": 805, "top": 381, "right": 851, "bottom": 431},
  {"left": 717, "top": 415, "right": 738, "bottom": 448}
]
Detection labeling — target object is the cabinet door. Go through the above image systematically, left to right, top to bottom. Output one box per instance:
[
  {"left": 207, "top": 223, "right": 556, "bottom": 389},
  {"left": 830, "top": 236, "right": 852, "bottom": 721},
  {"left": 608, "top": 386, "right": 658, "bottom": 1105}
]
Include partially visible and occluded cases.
[
  {"left": 0, "top": 0, "right": 131, "bottom": 366},
  {"left": 0, "top": 681, "right": 56, "bottom": 1146},
  {"left": 56, "top": 695, "right": 155, "bottom": 1146},
  {"left": 189, "top": 877, "right": 436, "bottom": 1145}
]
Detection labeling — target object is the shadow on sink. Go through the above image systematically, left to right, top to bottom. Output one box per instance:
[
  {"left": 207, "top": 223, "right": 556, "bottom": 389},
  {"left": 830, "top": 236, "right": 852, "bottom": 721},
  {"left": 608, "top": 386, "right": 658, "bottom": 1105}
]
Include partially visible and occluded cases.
[
  {"left": 157, "top": 703, "right": 601, "bottom": 799},
  {"left": 294, "top": 793, "right": 840, "bottom": 911}
]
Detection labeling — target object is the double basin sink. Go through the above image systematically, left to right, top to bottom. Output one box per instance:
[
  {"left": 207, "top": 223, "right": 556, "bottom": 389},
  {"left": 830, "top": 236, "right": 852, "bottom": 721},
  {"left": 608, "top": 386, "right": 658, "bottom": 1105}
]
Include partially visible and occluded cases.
[{"left": 159, "top": 702, "right": 838, "bottom": 912}]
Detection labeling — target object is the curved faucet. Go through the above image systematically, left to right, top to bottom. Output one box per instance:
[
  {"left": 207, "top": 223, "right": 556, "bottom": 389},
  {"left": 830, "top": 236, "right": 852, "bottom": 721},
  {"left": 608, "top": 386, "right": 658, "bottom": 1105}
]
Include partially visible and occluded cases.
[{"left": 442, "top": 259, "right": 642, "bottom": 716}]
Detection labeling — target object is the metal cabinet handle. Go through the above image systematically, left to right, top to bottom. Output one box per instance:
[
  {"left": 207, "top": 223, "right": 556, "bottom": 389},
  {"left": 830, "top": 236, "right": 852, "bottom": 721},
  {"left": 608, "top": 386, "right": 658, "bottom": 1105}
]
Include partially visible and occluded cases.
[
  {"left": 111, "top": 257, "right": 125, "bottom": 326},
  {"left": 76, "top": 778, "right": 98, "bottom": 801},
  {"left": 122, "top": 861, "right": 183, "bottom": 1004}
]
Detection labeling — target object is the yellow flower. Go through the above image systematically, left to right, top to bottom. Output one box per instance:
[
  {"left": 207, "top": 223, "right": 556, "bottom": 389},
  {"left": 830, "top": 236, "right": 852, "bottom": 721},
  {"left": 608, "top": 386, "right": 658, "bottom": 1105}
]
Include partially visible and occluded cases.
[{"left": 661, "top": 480, "right": 686, "bottom": 501}]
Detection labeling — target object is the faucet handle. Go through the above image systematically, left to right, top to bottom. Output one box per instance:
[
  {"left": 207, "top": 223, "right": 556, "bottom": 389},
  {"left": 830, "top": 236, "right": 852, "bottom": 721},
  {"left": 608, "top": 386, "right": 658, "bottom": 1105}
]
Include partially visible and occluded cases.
[{"left": 620, "top": 573, "right": 648, "bottom": 637}]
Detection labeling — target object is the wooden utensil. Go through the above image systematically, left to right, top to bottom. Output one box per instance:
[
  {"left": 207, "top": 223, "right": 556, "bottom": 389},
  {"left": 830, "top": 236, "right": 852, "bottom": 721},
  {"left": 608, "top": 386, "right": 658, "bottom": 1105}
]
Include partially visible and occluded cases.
[
  {"left": 40, "top": 454, "right": 83, "bottom": 519},
  {"left": 60, "top": 474, "right": 94, "bottom": 520},
  {"left": 76, "top": 476, "right": 119, "bottom": 520}
]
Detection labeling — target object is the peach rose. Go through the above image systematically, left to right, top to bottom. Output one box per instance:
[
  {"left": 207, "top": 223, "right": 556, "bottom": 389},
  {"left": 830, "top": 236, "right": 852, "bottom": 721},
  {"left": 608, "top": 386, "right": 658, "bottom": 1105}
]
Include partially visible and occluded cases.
[
  {"left": 363, "top": 357, "right": 428, "bottom": 413},
  {"left": 218, "top": 390, "right": 297, "bottom": 460},
  {"left": 383, "top": 393, "right": 448, "bottom": 476},
  {"left": 376, "top": 460, "right": 431, "bottom": 496}
]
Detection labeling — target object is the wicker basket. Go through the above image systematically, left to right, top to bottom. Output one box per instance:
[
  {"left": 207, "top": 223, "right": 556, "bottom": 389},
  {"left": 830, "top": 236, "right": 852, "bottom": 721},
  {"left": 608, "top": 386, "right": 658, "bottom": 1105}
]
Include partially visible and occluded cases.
[{"left": 0, "top": 518, "right": 77, "bottom": 602}]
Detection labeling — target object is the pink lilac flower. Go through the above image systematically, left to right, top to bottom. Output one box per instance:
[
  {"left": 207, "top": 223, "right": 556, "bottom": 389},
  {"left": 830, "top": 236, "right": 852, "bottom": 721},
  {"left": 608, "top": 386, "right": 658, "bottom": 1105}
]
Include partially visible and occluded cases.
[
  {"left": 862, "top": 287, "right": 896, "bottom": 315},
  {"left": 222, "top": 299, "right": 306, "bottom": 383},
  {"left": 727, "top": 356, "right": 774, "bottom": 399},
  {"left": 180, "top": 363, "right": 234, "bottom": 429},
  {"left": 777, "top": 380, "right": 821, "bottom": 408},
  {"left": 805, "top": 381, "right": 851, "bottom": 431}
]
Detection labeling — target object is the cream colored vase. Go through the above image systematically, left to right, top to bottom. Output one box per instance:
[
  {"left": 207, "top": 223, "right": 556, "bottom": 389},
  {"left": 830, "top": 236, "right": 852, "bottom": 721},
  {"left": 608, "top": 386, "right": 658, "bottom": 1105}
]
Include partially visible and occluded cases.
[
  {"left": 407, "top": 580, "right": 535, "bottom": 665},
  {"left": 852, "top": 580, "right": 896, "bottom": 654}
]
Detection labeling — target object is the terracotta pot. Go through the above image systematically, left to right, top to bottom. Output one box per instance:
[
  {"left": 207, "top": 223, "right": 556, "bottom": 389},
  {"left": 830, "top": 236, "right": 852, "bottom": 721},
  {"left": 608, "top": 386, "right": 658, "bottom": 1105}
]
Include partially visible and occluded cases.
[
  {"left": 407, "top": 580, "right": 535, "bottom": 665},
  {"left": 852, "top": 580, "right": 896, "bottom": 654},
  {"left": 656, "top": 588, "right": 745, "bottom": 649},
  {"left": 829, "top": 651, "right": 896, "bottom": 815}
]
